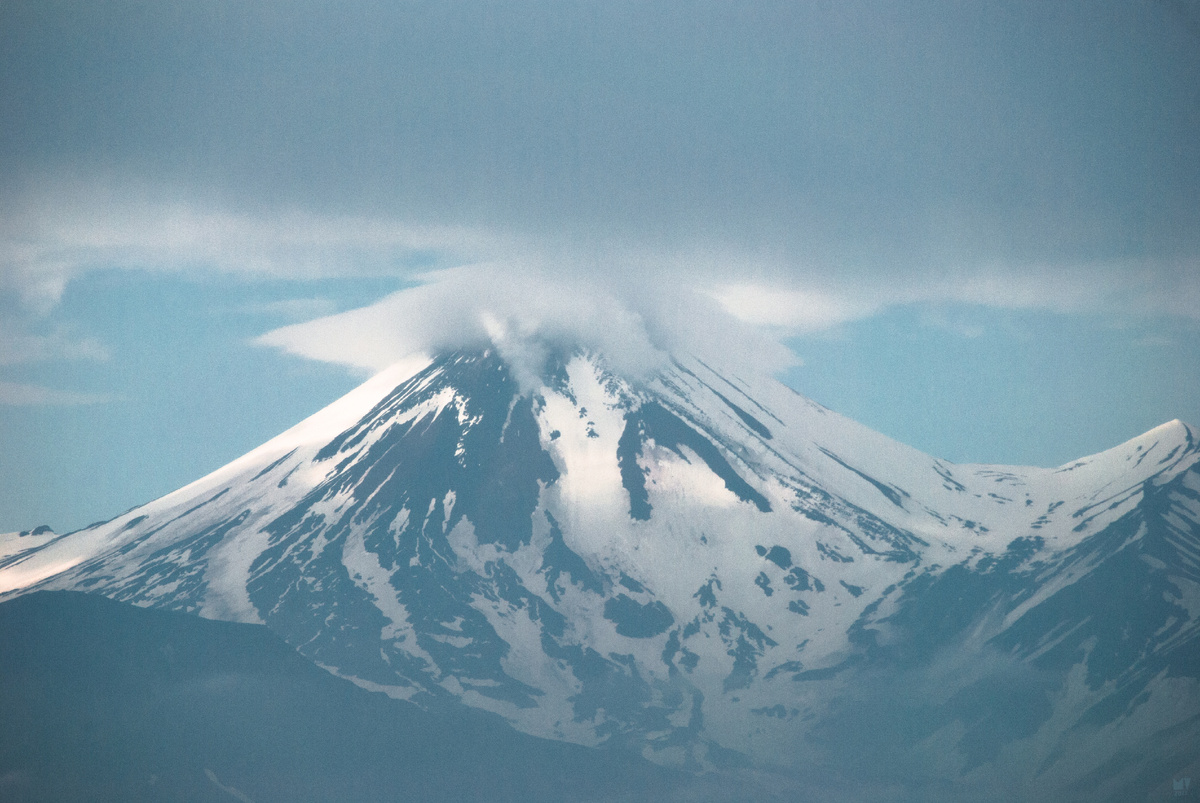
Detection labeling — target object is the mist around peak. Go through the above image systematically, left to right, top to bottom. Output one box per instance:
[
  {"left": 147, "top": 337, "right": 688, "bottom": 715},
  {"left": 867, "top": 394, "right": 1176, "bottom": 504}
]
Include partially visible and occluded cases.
[{"left": 256, "top": 263, "right": 800, "bottom": 387}]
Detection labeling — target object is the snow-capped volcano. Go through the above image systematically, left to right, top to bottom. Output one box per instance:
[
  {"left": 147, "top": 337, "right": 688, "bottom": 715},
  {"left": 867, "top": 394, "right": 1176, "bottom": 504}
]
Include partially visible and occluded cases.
[{"left": 3, "top": 347, "right": 1198, "bottom": 799}]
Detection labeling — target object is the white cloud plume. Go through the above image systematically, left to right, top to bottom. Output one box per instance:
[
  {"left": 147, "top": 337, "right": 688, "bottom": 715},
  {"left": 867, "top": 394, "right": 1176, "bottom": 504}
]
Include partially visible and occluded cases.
[{"left": 256, "top": 264, "right": 799, "bottom": 383}]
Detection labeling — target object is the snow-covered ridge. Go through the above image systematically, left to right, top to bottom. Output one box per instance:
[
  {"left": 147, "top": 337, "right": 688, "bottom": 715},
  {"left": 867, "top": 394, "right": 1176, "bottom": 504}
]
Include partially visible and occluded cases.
[{"left": 0, "top": 526, "right": 57, "bottom": 561}]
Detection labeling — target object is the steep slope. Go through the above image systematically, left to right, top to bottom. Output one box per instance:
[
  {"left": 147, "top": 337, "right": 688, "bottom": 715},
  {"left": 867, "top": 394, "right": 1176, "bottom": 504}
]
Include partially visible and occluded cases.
[{"left": 2, "top": 348, "right": 1198, "bottom": 798}]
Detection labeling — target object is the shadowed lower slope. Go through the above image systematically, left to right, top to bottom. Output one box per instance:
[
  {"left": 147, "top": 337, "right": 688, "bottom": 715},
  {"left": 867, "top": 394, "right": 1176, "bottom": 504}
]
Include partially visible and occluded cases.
[{"left": 0, "top": 591, "right": 760, "bottom": 803}]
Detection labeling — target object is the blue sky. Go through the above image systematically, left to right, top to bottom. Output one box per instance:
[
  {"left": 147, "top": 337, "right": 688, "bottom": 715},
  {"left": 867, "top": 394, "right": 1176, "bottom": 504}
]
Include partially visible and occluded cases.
[{"left": 2, "top": 0, "right": 1199, "bottom": 533}]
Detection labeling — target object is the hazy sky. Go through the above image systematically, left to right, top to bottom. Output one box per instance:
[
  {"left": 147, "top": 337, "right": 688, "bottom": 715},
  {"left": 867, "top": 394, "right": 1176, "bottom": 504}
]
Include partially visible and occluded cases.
[{"left": 2, "top": 0, "right": 1199, "bottom": 533}]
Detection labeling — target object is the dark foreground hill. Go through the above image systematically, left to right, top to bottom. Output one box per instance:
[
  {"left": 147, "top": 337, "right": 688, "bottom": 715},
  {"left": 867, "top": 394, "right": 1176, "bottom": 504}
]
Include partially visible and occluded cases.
[{"left": 0, "top": 591, "right": 755, "bottom": 803}]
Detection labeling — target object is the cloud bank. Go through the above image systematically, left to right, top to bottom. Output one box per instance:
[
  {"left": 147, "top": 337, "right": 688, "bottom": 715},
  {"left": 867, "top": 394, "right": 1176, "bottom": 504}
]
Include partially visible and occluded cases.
[{"left": 3, "top": 0, "right": 1198, "bottom": 376}]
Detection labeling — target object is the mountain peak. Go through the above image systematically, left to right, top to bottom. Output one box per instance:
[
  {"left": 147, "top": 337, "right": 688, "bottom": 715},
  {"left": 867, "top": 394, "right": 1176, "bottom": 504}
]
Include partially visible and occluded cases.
[{"left": 2, "top": 343, "right": 1198, "bottom": 798}]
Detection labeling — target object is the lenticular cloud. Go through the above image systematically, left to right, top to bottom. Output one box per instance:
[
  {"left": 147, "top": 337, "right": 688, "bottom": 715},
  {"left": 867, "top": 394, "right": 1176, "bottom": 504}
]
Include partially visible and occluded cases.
[{"left": 256, "top": 263, "right": 799, "bottom": 381}]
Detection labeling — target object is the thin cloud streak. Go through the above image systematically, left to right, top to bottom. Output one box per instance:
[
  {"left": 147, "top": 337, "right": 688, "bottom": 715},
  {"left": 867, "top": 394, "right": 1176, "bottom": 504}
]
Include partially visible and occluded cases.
[
  {"left": 0, "top": 184, "right": 500, "bottom": 313},
  {"left": 710, "top": 260, "right": 1200, "bottom": 332},
  {"left": 235, "top": 298, "right": 341, "bottom": 323},
  {"left": 0, "top": 321, "right": 110, "bottom": 366},
  {"left": 0, "top": 381, "right": 114, "bottom": 406}
]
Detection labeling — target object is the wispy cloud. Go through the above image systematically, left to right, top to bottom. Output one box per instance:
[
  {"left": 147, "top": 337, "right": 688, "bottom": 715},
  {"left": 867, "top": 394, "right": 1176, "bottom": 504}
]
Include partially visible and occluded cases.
[
  {"left": 0, "top": 182, "right": 495, "bottom": 313},
  {"left": 708, "top": 260, "right": 1200, "bottom": 333},
  {"left": 705, "top": 284, "right": 882, "bottom": 332},
  {"left": 235, "top": 297, "right": 340, "bottom": 323},
  {"left": 917, "top": 307, "right": 986, "bottom": 339},
  {"left": 0, "top": 321, "right": 109, "bottom": 366},
  {"left": 0, "top": 381, "right": 114, "bottom": 406}
]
